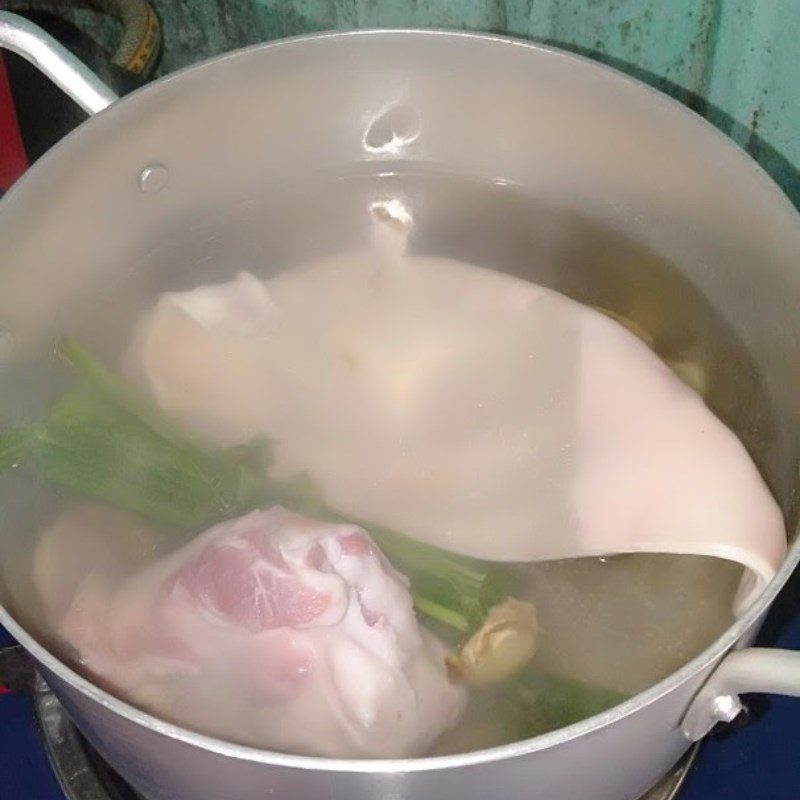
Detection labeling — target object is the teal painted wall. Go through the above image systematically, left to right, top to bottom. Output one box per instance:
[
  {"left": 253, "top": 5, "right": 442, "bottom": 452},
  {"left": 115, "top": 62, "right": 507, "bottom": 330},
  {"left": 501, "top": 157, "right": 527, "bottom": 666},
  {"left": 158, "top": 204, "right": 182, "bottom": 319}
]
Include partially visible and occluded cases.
[{"left": 145, "top": 1, "right": 799, "bottom": 206}]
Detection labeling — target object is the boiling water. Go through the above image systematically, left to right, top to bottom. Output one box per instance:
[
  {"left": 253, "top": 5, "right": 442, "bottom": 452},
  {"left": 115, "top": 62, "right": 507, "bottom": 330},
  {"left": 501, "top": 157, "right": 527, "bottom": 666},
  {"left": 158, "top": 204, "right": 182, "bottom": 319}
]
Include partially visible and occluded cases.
[{"left": 0, "top": 167, "right": 776, "bottom": 753}]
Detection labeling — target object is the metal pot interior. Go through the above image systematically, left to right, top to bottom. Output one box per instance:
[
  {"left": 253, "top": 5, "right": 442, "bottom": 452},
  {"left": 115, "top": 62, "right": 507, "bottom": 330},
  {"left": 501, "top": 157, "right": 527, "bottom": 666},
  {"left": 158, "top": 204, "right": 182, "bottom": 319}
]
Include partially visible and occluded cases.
[{"left": 0, "top": 30, "right": 799, "bottom": 756}]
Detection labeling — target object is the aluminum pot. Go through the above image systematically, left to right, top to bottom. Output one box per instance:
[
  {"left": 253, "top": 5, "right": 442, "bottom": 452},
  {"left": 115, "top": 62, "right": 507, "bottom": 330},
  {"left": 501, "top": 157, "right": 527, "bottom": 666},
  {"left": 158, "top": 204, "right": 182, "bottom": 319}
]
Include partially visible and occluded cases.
[{"left": 1, "top": 12, "right": 800, "bottom": 800}]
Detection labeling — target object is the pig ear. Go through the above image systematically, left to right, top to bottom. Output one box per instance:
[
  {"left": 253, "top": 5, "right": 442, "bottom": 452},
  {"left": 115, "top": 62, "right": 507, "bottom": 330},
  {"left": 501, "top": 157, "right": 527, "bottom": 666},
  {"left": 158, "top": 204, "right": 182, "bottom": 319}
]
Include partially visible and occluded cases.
[{"left": 122, "top": 284, "right": 274, "bottom": 448}]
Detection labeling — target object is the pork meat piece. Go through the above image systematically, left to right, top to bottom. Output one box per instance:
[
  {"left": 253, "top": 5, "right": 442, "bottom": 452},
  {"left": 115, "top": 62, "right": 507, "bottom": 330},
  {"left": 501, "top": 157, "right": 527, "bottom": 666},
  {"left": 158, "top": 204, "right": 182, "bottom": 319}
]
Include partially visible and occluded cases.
[{"left": 53, "top": 506, "right": 466, "bottom": 758}]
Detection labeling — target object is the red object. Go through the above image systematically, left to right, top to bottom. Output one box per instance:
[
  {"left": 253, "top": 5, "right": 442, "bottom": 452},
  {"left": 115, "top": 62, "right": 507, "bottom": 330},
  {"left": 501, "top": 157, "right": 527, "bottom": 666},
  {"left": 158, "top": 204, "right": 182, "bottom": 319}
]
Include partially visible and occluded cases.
[
  {"left": 0, "top": 54, "right": 27, "bottom": 190},
  {"left": 0, "top": 684, "right": 11, "bottom": 696}
]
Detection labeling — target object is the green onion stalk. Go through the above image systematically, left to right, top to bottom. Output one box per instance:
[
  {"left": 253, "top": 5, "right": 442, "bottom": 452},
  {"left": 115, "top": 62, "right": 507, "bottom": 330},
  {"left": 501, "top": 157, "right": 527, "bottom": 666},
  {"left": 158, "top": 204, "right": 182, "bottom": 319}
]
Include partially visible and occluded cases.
[{"left": 0, "top": 338, "right": 627, "bottom": 730}]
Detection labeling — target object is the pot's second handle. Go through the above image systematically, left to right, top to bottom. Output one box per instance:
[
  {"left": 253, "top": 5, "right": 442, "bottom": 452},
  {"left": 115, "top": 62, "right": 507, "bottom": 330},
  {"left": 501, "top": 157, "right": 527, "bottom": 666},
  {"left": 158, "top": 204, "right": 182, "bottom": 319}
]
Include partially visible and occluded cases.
[
  {"left": 0, "top": 11, "right": 117, "bottom": 115},
  {"left": 682, "top": 647, "right": 800, "bottom": 740}
]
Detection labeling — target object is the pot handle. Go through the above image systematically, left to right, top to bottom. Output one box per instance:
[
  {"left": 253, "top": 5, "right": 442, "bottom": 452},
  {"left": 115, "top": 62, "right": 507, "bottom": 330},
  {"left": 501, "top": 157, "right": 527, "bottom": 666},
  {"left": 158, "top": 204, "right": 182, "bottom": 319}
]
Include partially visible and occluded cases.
[
  {"left": 0, "top": 11, "right": 117, "bottom": 115},
  {"left": 681, "top": 647, "right": 800, "bottom": 740}
]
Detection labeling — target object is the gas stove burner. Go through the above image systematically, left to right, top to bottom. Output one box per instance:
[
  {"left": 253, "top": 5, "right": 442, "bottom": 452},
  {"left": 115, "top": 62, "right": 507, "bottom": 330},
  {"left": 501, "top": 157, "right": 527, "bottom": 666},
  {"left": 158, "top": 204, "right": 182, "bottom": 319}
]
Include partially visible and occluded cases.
[
  {"left": 30, "top": 675, "right": 698, "bottom": 800},
  {"left": 33, "top": 676, "right": 141, "bottom": 800},
  {"left": 643, "top": 746, "right": 699, "bottom": 800}
]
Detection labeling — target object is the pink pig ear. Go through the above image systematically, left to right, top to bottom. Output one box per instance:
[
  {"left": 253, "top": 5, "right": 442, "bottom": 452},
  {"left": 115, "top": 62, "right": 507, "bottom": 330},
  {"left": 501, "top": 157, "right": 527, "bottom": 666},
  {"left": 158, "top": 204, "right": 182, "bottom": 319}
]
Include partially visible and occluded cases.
[{"left": 177, "top": 539, "right": 331, "bottom": 633}]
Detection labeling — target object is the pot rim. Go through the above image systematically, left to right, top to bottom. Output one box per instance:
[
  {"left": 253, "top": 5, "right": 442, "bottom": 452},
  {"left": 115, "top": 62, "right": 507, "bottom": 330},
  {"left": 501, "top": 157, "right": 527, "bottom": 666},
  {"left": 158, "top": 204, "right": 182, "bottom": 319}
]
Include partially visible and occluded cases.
[{"left": 1, "top": 26, "right": 799, "bottom": 773}]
